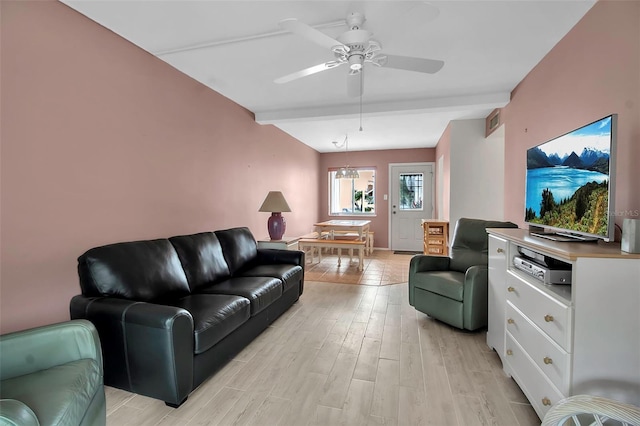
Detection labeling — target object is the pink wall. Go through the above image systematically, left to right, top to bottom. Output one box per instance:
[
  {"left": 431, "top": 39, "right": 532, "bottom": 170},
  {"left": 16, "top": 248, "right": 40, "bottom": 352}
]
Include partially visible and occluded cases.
[
  {"left": 503, "top": 0, "right": 640, "bottom": 235},
  {"left": 0, "top": 1, "right": 320, "bottom": 333},
  {"left": 435, "top": 123, "right": 452, "bottom": 221},
  {"left": 319, "top": 148, "right": 436, "bottom": 248}
]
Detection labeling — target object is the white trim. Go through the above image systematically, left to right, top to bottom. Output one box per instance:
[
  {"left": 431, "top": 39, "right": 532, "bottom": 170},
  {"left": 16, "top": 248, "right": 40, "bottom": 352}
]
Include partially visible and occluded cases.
[{"left": 437, "top": 155, "right": 444, "bottom": 220}]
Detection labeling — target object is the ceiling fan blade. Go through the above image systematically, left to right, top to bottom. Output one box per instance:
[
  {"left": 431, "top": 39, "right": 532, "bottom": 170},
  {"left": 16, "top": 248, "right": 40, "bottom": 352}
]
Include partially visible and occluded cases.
[
  {"left": 279, "top": 18, "right": 345, "bottom": 51},
  {"left": 380, "top": 54, "right": 444, "bottom": 74},
  {"left": 274, "top": 61, "right": 343, "bottom": 84},
  {"left": 347, "top": 71, "right": 363, "bottom": 98}
]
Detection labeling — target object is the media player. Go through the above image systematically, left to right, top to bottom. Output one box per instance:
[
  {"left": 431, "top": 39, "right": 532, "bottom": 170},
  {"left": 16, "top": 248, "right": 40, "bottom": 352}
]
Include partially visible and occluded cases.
[{"left": 513, "top": 256, "right": 571, "bottom": 285}]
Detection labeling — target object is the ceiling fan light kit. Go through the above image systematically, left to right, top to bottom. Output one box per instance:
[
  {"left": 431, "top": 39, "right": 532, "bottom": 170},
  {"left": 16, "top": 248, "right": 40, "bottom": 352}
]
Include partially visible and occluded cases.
[
  {"left": 275, "top": 10, "right": 444, "bottom": 97},
  {"left": 348, "top": 55, "right": 364, "bottom": 71}
]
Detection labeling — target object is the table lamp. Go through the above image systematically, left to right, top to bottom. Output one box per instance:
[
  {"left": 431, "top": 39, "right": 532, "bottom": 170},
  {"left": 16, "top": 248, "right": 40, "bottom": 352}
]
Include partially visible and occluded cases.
[{"left": 258, "top": 191, "right": 291, "bottom": 240}]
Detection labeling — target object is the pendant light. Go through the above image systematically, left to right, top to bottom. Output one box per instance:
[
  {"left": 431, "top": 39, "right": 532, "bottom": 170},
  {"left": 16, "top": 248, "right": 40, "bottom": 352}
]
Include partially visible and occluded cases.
[{"left": 332, "top": 135, "right": 359, "bottom": 179}]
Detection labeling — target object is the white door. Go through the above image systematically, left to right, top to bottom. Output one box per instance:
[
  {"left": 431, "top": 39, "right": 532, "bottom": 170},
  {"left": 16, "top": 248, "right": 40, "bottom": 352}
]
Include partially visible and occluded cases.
[{"left": 389, "top": 163, "right": 434, "bottom": 251}]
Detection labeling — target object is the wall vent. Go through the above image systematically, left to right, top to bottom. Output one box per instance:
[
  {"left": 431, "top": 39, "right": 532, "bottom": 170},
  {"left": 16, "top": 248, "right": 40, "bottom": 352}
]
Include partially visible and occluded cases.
[{"left": 485, "top": 108, "right": 502, "bottom": 137}]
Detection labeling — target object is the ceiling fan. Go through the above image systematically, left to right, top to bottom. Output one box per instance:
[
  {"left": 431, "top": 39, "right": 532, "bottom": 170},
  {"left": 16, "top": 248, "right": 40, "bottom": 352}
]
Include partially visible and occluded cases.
[{"left": 274, "top": 11, "right": 444, "bottom": 97}]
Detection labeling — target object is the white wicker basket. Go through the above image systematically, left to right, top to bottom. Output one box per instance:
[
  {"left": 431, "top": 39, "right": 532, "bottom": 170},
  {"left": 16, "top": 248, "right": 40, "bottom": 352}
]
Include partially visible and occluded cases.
[{"left": 542, "top": 395, "right": 640, "bottom": 426}]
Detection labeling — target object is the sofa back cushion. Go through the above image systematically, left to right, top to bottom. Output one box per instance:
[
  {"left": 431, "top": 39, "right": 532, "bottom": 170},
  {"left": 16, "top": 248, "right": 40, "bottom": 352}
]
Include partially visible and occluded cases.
[
  {"left": 449, "top": 218, "right": 518, "bottom": 273},
  {"left": 214, "top": 227, "right": 258, "bottom": 275},
  {"left": 169, "top": 232, "right": 231, "bottom": 291},
  {"left": 78, "top": 239, "right": 191, "bottom": 301}
]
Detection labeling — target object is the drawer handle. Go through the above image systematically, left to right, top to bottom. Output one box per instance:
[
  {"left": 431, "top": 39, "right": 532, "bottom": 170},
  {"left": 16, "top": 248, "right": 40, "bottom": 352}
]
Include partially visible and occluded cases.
[
  {"left": 497, "top": 248, "right": 504, "bottom": 253},
  {"left": 507, "top": 286, "right": 515, "bottom": 292},
  {"left": 544, "top": 314, "right": 554, "bottom": 322},
  {"left": 507, "top": 318, "right": 515, "bottom": 324},
  {"left": 506, "top": 349, "right": 513, "bottom": 356},
  {"left": 543, "top": 357, "right": 553, "bottom": 365},
  {"left": 542, "top": 397, "right": 552, "bottom": 406}
]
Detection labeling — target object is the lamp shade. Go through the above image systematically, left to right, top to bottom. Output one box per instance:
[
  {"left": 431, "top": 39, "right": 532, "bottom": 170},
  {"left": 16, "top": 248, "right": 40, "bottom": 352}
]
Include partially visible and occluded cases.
[{"left": 258, "top": 191, "right": 291, "bottom": 213}]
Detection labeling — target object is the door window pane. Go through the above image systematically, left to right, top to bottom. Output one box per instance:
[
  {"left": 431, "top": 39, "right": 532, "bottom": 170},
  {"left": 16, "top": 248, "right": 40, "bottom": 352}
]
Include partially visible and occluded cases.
[
  {"left": 329, "top": 169, "right": 375, "bottom": 215},
  {"left": 399, "top": 173, "right": 423, "bottom": 211}
]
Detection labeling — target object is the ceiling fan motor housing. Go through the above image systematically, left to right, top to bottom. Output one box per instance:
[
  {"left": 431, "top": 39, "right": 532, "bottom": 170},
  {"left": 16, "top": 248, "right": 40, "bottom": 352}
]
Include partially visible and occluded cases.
[
  {"left": 337, "top": 26, "right": 372, "bottom": 71},
  {"left": 338, "top": 29, "right": 371, "bottom": 48}
]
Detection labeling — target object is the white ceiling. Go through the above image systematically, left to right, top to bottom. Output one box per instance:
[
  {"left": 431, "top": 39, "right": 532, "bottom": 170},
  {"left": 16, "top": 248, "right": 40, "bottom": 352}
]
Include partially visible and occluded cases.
[{"left": 61, "top": 1, "right": 596, "bottom": 153}]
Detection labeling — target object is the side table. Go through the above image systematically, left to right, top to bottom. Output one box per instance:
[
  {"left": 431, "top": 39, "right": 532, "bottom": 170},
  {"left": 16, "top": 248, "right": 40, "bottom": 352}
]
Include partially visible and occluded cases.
[{"left": 257, "top": 236, "right": 300, "bottom": 250}]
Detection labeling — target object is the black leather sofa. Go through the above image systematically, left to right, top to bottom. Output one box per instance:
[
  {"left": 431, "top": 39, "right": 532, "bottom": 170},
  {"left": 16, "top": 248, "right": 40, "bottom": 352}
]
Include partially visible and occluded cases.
[{"left": 70, "top": 227, "right": 304, "bottom": 407}]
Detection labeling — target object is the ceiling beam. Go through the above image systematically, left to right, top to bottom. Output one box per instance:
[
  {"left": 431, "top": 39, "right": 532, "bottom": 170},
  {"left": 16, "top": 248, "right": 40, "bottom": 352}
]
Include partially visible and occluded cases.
[
  {"left": 154, "top": 20, "right": 345, "bottom": 56},
  {"left": 255, "top": 92, "right": 510, "bottom": 124}
]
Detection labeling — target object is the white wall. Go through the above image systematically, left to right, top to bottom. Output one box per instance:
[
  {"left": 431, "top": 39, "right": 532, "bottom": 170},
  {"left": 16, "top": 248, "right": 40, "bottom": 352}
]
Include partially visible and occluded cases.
[{"left": 449, "top": 119, "right": 506, "bottom": 232}]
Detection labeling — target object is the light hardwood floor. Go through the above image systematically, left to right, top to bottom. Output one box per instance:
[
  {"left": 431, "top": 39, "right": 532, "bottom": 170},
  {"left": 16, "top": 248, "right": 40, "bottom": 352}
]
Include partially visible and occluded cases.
[
  {"left": 304, "top": 250, "right": 410, "bottom": 286},
  {"left": 104, "top": 258, "right": 540, "bottom": 426}
]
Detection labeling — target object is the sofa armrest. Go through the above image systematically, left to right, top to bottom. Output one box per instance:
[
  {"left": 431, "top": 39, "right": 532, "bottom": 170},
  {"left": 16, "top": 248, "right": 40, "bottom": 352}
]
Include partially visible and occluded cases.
[
  {"left": 256, "top": 248, "right": 304, "bottom": 266},
  {"left": 409, "top": 255, "right": 451, "bottom": 274},
  {"left": 462, "top": 265, "right": 489, "bottom": 331},
  {"left": 70, "top": 295, "right": 194, "bottom": 406},
  {"left": 0, "top": 319, "right": 101, "bottom": 381},
  {"left": 0, "top": 399, "right": 39, "bottom": 426}
]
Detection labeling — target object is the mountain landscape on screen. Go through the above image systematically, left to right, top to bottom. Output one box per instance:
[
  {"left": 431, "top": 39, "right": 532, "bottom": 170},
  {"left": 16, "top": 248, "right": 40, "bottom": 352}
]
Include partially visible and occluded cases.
[{"left": 525, "top": 116, "right": 614, "bottom": 237}]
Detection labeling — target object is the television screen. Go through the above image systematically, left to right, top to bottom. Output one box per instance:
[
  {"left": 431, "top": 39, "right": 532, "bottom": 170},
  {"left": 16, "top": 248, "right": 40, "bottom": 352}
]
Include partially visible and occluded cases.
[{"left": 525, "top": 114, "right": 617, "bottom": 241}]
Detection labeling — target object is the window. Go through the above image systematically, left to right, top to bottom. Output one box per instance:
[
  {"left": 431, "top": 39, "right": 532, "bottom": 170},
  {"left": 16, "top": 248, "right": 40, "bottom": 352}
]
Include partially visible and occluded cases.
[
  {"left": 329, "top": 168, "right": 375, "bottom": 215},
  {"left": 399, "top": 173, "right": 424, "bottom": 211}
]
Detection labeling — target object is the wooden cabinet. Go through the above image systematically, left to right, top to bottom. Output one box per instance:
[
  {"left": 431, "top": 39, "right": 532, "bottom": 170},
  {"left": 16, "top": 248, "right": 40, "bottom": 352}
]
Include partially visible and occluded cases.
[
  {"left": 422, "top": 220, "right": 448, "bottom": 256},
  {"left": 487, "top": 228, "right": 640, "bottom": 420}
]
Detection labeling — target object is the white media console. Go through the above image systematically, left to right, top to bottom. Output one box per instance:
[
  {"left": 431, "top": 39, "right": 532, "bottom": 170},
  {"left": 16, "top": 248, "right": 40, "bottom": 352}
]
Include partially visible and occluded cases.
[{"left": 486, "top": 228, "right": 640, "bottom": 419}]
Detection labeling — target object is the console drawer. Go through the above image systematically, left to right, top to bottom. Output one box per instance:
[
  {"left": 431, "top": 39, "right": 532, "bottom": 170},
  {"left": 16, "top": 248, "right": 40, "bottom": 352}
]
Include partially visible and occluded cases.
[
  {"left": 506, "top": 272, "right": 572, "bottom": 351},
  {"left": 506, "top": 301, "right": 570, "bottom": 393},
  {"left": 505, "top": 333, "right": 565, "bottom": 419}
]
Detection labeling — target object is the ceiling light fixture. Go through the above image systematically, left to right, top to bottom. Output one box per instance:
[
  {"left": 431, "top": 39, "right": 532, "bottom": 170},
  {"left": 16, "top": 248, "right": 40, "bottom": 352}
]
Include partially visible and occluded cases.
[{"left": 332, "top": 135, "right": 359, "bottom": 179}]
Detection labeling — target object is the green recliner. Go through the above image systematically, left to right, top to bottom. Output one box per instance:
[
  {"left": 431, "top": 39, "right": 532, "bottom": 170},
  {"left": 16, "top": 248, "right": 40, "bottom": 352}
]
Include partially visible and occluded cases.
[
  {"left": 409, "top": 218, "right": 517, "bottom": 331},
  {"left": 0, "top": 320, "right": 106, "bottom": 426}
]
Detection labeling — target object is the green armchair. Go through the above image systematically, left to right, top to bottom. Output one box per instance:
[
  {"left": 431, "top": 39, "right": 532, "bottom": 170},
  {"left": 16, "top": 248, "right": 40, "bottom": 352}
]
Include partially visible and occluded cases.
[
  {"left": 409, "top": 218, "right": 517, "bottom": 331},
  {"left": 0, "top": 320, "right": 106, "bottom": 426}
]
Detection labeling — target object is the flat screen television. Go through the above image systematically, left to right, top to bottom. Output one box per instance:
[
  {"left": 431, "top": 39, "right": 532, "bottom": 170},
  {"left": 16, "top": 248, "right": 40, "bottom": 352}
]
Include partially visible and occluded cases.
[{"left": 524, "top": 114, "right": 617, "bottom": 242}]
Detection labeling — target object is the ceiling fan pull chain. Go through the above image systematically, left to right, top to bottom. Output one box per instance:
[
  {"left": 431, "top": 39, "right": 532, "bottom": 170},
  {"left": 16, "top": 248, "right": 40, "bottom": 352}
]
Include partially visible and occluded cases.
[{"left": 359, "top": 71, "right": 363, "bottom": 131}]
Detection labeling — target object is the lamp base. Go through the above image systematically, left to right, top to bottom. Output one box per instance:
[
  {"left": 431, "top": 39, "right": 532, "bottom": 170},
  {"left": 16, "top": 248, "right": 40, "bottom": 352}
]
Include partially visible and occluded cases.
[{"left": 267, "top": 212, "right": 286, "bottom": 240}]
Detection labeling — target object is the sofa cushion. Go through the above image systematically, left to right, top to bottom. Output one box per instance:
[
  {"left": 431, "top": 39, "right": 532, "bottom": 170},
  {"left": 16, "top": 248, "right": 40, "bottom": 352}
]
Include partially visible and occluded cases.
[
  {"left": 449, "top": 218, "right": 517, "bottom": 273},
  {"left": 214, "top": 227, "right": 258, "bottom": 275},
  {"left": 169, "top": 232, "right": 231, "bottom": 291},
  {"left": 78, "top": 239, "right": 190, "bottom": 302},
  {"left": 240, "top": 264, "right": 303, "bottom": 293},
  {"left": 412, "top": 271, "right": 465, "bottom": 301},
  {"left": 200, "top": 276, "right": 283, "bottom": 316},
  {"left": 169, "top": 294, "right": 250, "bottom": 354},
  {"left": 0, "top": 358, "right": 101, "bottom": 426}
]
